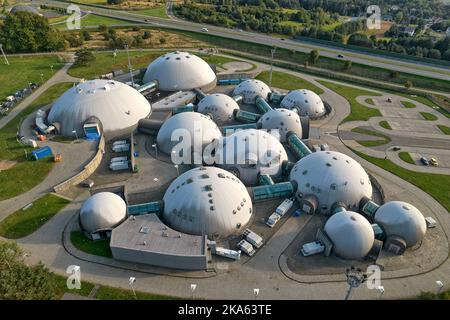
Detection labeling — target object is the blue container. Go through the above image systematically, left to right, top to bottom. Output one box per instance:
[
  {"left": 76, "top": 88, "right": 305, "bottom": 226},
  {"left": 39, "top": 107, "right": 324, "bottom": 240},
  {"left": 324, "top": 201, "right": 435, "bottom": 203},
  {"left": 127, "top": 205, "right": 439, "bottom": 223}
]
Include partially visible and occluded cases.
[{"left": 31, "top": 146, "right": 53, "bottom": 160}]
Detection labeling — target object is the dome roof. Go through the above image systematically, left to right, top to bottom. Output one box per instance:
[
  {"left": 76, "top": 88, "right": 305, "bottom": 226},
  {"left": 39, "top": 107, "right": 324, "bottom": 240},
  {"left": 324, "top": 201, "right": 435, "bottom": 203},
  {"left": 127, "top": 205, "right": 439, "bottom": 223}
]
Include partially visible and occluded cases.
[
  {"left": 142, "top": 51, "right": 217, "bottom": 91},
  {"left": 232, "top": 79, "right": 272, "bottom": 104},
  {"left": 48, "top": 80, "right": 151, "bottom": 136},
  {"left": 281, "top": 89, "right": 325, "bottom": 119},
  {"left": 197, "top": 93, "right": 239, "bottom": 125},
  {"left": 257, "top": 108, "right": 302, "bottom": 142},
  {"left": 156, "top": 112, "right": 222, "bottom": 156},
  {"left": 215, "top": 129, "right": 288, "bottom": 185},
  {"left": 289, "top": 151, "right": 372, "bottom": 214},
  {"left": 162, "top": 166, "right": 253, "bottom": 239},
  {"left": 80, "top": 192, "right": 127, "bottom": 234},
  {"left": 374, "top": 201, "right": 427, "bottom": 247},
  {"left": 325, "top": 211, "right": 374, "bottom": 260}
]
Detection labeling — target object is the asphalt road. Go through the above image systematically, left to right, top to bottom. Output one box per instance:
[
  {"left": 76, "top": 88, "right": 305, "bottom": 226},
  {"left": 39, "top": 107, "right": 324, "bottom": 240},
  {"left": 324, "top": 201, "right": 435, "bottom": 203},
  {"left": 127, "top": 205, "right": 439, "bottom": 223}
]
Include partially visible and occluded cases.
[{"left": 32, "top": 0, "right": 450, "bottom": 81}]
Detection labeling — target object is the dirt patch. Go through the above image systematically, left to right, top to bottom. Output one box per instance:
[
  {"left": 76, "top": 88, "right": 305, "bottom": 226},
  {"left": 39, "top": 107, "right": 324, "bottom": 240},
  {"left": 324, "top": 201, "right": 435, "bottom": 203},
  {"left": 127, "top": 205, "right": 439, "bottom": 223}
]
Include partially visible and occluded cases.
[{"left": 0, "top": 160, "right": 17, "bottom": 171}]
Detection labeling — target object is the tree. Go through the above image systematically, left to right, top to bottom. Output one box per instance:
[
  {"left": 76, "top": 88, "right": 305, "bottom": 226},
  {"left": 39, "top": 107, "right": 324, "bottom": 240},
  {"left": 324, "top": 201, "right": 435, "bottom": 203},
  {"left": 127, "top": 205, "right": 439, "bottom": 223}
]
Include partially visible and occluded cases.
[
  {"left": 98, "top": 24, "right": 108, "bottom": 32},
  {"left": 82, "top": 30, "right": 91, "bottom": 41},
  {"left": 143, "top": 31, "right": 151, "bottom": 39},
  {"left": 159, "top": 37, "right": 167, "bottom": 44},
  {"left": 74, "top": 49, "right": 96, "bottom": 66},
  {"left": 309, "top": 49, "right": 319, "bottom": 64},
  {"left": 428, "top": 49, "right": 441, "bottom": 60},
  {"left": 404, "top": 80, "right": 413, "bottom": 90}
]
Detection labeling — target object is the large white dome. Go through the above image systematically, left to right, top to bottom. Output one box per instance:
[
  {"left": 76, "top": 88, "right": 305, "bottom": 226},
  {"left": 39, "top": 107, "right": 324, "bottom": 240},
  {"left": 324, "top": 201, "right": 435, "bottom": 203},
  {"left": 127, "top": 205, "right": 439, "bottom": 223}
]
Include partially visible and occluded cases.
[
  {"left": 142, "top": 51, "right": 217, "bottom": 91},
  {"left": 48, "top": 79, "right": 151, "bottom": 136},
  {"left": 232, "top": 79, "right": 272, "bottom": 104},
  {"left": 281, "top": 89, "right": 325, "bottom": 119},
  {"left": 197, "top": 93, "right": 239, "bottom": 125},
  {"left": 257, "top": 108, "right": 302, "bottom": 142},
  {"left": 156, "top": 112, "right": 222, "bottom": 156},
  {"left": 215, "top": 129, "right": 288, "bottom": 185},
  {"left": 289, "top": 151, "right": 372, "bottom": 214},
  {"left": 162, "top": 166, "right": 253, "bottom": 239},
  {"left": 80, "top": 192, "right": 127, "bottom": 235},
  {"left": 374, "top": 201, "right": 427, "bottom": 247},
  {"left": 325, "top": 211, "right": 374, "bottom": 260}
]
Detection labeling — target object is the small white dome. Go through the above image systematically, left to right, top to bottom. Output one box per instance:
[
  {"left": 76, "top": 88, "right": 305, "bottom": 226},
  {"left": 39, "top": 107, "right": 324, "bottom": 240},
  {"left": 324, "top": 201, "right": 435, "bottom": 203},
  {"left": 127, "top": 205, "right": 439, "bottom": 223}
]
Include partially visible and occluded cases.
[
  {"left": 142, "top": 51, "right": 217, "bottom": 91},
  {"left": 48, "top": 79, "right": 151, "bottom": 136},
  {"left": 232, "top": 79, "right": 272, "bottom": 104},
  {"left": 281, "top": 89, "right": 325, "bottom": 119},
  {"left": 197, "top": 93, "right": 239, "bottom": 125},
  {"left": 257, "top": 108, "right": 302, "bottom": 142},
  {"left": 157, "top": 112, "right": 222, "bottom": 155},
  {"left": 215, "top": 129, "right": 288, "bottom": 185},
  {"left": 290, "top": 151, "right": 372, "bottom": 214},
  {"left": 163, "top": 167, "right": 253, "bottom": 239},
  {"left": 80, "top": 192, "right": 127, "bottom": 234},
  {"left": 375, "top": 201, "right": 427, "bottom": 247},
  {"left": 325, "top": 211, "right": 374, "bottom": 260}
]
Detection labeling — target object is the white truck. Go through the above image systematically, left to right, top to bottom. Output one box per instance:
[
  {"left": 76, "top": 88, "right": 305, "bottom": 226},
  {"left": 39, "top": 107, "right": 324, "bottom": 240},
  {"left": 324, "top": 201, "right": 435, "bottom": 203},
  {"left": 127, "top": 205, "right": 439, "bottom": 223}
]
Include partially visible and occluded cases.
[
  {"left": 112, "top": 140, "right": 128, "bottom": 146},
  {"left": 112, "top": 143, "right": 130, "bottom": 153},
  {"left": 111, "top": 156, "right": 128, "bottom": 163},
  {"left": 109, "top": 160, "right": 129, "bottom": 171},
  {"left": 276, "top": 198, "right": 294, "bottom": 216},
  {"left": 266, "top": 212, "right": 281, "bottom": 228},
  {"left": 243, "top": 229, "right": 263, "bottom": 248},
  {"left": 237, "top": 239, "right": 255, "bottom": 256},
  {"left": 300, "top": 241, "right": 325, "bottom": 257},
  {"left": 214, "top": 247, "right": 241, "bottom": 260}
]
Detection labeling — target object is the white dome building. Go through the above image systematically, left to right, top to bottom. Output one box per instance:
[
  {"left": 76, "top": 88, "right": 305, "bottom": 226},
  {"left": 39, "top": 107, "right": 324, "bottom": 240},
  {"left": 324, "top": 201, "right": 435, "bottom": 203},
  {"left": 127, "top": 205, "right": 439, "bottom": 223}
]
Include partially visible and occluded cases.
[
  {"left": 142, "top": 51, "right": 217, "bottom": 92},
  {"left": 232, "top": 79, "right": 272, "bottom": 104},
  {"left": 48, "top": 80, "right": 151, "bottom": 137},
  {"left": 281, "top": 89, "right": 325, "bottom": 119},
  {"left": 197, "top": 93, "right": 239, "bottom": 125},
  {"left": 257, "top": 108, "right": 302, "bottom": 142},
  {"left": 156, "top": 112, "right": 221, "bottom": 156},
  {"left": 215, "top": 129, "right": 288, "bottom": 185},
  {"left": 289, "top": 151, "right": 372, "bottom": 214},
  {"left": 162, "top": 167, "right": 253, "bottom": 239},
  {"left": 79, "top": 192, "right": 127, "bottom": 238},
  {"left": 374, "top": 201, "right": 427, "bottom": 247},
  {"left": 325, "top": 211, "right": 374, "bottom": 260}
]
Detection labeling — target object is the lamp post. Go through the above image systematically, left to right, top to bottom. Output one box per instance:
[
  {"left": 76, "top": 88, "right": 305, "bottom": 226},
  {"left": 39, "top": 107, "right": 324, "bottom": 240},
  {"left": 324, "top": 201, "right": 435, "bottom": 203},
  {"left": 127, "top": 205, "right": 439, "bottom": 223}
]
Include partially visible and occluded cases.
[
  {"left": 268, "top": 47, "right": 277, "bottom": 88},
  {"left": 40, "top": 73, "right": 44, "bottom": 84},
  {"left": 72, "top": 130, "right": 78, "bottom": 141},
  {"left": 151, "top": 143, "right": 158, "bottom": 158},
  {"left": 174, "top": 164, "right": 179, "bottom": 176},
  {"left": 344, "top": 266, "right": 367, "bottom": 300},
  {"left": 128, "top": 277, "right": 137, "bottom": 299},
  {"left": 190, "top": 283, "right": 197, "bottom": 300},
  {"left": 253, "top": 288, "right": 260, "bottom": 300}
]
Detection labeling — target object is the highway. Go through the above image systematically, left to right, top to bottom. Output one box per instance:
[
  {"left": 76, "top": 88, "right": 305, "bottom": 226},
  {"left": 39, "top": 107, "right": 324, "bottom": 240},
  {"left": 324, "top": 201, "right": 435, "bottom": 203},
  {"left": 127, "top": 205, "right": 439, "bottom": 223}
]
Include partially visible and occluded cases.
[{"left": 33, "top": 0, "right": 450, "bottom": 81}]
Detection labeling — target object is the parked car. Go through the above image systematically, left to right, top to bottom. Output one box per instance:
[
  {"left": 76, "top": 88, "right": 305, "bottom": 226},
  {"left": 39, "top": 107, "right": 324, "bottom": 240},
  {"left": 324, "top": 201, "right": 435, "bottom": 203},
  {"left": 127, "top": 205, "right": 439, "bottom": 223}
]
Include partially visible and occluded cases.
[
  {"left": 201, "top": 27, "right": 209, "bottom": 32},
  {"left": 337, "top": 54, "right": 344, "bottom": 58},
  {"left": 387, "top": 98, "right": 392, "bottom": 103},
  {"left": 392, "top": 146, "right": 401, "bottom": 151},
  {"left": 420, "top": 156, "right": 429, "bottom": 166},
  {"left": 430, "top": 158, "right": 438, "bottom": 166},
  {"left": 81, "top": 179, "right": 95, "bottom": 188}
]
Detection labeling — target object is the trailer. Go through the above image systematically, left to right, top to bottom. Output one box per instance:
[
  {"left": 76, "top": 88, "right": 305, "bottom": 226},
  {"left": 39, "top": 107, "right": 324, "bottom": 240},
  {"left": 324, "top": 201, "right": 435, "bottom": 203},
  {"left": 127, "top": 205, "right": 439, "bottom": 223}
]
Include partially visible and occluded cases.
[
  {"left": 112, "top": 140, "right": 128, "bottom": 146},
  {"left": 112, "top": 144, "right": 130, "bottom": 153},
  {"left": 31, "top": 146, "right": 53, "bottom": 160},
  {"left": 111, "top": 156, "right": 128, "bottom": 163},
  {"left": 109, "top": 161, "right": 129, "bottom": 171},
  {"left": 276, "top": 198, "right": 294, "bottom": 216},
  {"left": 243, "top": 229, "right": 263, "bottom": 248},
  {"left": 237, "top": 239, "right": 255, "bottom": 257},
  {"left": 301, "top": 241, "right": 325, "bottom": 257},
  {"left": 214, "top": 247, "right": 241, "bottom": 260}
]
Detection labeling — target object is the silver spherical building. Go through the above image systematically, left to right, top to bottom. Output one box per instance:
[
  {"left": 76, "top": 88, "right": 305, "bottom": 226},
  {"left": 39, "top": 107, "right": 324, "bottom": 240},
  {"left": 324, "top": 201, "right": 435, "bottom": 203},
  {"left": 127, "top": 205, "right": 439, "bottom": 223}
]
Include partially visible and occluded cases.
[
  {"left": 142, "top": 51, "right": 217, "bottom": 92},
  {"left": 232, "top": 79, "right": 272, "bottom": 104},
  {"left": 48, "top": 80, "right": 151, "bottom": 137},
  {"left": 281, "top": 89, "right": 325, "bottom": 119},
  {"left": 197, "top": 93, "right": 239, "bottom": 125},
  {"left": 257, "top": 108, "right": 302, "bottom": 143},
  {"left": 156, "top": 112, "right": 222, "bottom": 156},
  {"left": 215, "top": 129, "right": 288, "bottom": 185},
  {"left": 289, "top": 151, "right": 372, "bottom": 214},
  {"left": 162, "top": 166, "right": 253, "bottom": 239},
  {"left": 79, "top": 192, "right": 127, "bottom": 238},
  {"left": 374, "top": 201, "right": 427, "bottom": 247},
  {"left": 324, "top": 211, "right": 374, "bottom": 260}
]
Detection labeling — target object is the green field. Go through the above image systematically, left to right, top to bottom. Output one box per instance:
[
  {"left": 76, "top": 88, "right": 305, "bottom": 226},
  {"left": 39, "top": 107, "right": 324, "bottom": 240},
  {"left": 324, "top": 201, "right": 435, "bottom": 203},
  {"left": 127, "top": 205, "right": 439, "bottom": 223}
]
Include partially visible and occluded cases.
[
  {"left": 127, "top": 6, "right": 168, "bottom": 19},
  {"left": 55, "top": 14, "right": 132, "bottom": 30},
  {"left": 0, "top": 55, "right": 64, "bottom": 101},
  {"left": 256, "top": 71, "right": 324, "bottom": 94},
  {"left": 317, "top": 80, "right": 382, "bottom": 123},
  {"left": 0, "top": 82, "right": 73, "bottom": 201},
  {"left": 401, "top": 100, "right": 416, "bottom": 108},
  {"left": 420, "top": 112, "right": 438, "bottom": 121},
  {"left": 379, "top": 120, "right": 392, "bottom": 130},
  {"left": 437, "top": 124, "right": 450, "bottom": 135},
  {"left": 351, "top": 127, "right": 391, "bottom": 147},
  {"left": 352, "top": 149, "right": 450, "bottom": 212},
  {"left": 399, "top": 151, "right": 415, "bottom": 164},
  {"left": 0, "top": 194, "right": 70, "bottom": 239},
  {"left": 70, "top": 231, "right": 112, "bottom": 257},
  {"left": 95, "top": 285, "right": 179, "bottom": 300}
]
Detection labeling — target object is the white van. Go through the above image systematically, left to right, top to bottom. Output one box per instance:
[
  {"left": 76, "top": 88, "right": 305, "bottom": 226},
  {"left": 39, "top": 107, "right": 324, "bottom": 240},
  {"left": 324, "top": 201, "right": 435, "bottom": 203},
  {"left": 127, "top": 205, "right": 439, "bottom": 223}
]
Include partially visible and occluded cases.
[{"left": 266, "top": 212, "right": 281, "bottom": 228}]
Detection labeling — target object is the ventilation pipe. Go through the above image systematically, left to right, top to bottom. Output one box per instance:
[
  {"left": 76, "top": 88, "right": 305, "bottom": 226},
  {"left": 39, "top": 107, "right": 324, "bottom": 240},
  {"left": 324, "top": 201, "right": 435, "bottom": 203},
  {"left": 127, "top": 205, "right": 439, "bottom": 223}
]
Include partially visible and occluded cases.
[{"left": 255, "top": 96, "right": 273, "bottom": 114}]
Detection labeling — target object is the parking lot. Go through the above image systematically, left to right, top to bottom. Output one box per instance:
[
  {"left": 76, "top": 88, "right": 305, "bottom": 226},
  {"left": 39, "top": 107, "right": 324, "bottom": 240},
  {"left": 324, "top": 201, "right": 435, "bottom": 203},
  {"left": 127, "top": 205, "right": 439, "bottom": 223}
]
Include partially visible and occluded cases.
[{"left": 410, "top": 151, "right": 450, "bottom": 168}]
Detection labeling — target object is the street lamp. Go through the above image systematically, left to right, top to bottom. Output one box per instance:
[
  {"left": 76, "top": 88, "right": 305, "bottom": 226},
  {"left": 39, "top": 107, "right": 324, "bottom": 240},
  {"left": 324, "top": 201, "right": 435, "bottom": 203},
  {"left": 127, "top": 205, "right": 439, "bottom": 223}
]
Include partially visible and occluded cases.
[
  {"left": 268, "top": 47, "right": 277, "bottom": 87},
  {"left": 50, "top": 65, "right": 54, "bottom": 73},
  {"left": 40, "top": 73, "right": 44, "bottom": 84},
  {"left": 72, "top": 130, "right": 78, "bottom": 141},
  {"left": 151, "top": 143, "right": 158, "bottom": 157},
  {"left": 174, "top": 164, "right": 179, "bottom": 176},
  {"left": 344, "top": 266, "right": 367, "bottom": 300},
  {"left": 128, "top": 277, "right": 137, "bottom": 299},
  {"left": 436, "top": 280, "right": 444, "bottom": 293},
  {"left": 190, "top": 283, "right": 197, "bottom": 300},
  {"left": 376, "top": 286, "right": 385, "bottom": 299},
  {"left": 253, "top": 288, "right": 260, "bottom": 300}
]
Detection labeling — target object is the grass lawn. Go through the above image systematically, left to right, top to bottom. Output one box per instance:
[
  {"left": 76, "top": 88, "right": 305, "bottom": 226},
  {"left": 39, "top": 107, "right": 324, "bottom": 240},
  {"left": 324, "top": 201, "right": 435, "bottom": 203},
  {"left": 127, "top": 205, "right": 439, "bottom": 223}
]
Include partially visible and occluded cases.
[
  {"left": 127, "top": 6, "right": 168, "bottom": 19},
  {"left": 55, "top": 14, "right": 132, "bottom": 30},
  {"left": 68, "top": 51, "right": 164, "bottom": 79},
  {"left": 0, "top": 55, "right": 64, "bottom": 101},
  {"left": 256, "top": 71, "right": 324, "bottom": 94},
  {"left": 317, "top": 80, "right": 382, "bottom": 123},
  {"left": 0, "top": 82, "right": 73, "bottom": 201},
  {"left": 365, "top": 98, "right": 375, "bottom": 105},
  {"left": 401, "top": 100, "right": 416, "bottom": 108},
  {"left": 420, "top": 112, "right": 438, "bottom": 121},
  {"left": 379, "top": 120, "right": 392, "bottom": 130},
  {"left": 437, "top": 124, "right": 450, "bottom": 135},
  {"left": 351, "top": 127, "right": 391, "bottom": 147},
  {"left": 352, "top": 149, "right": 450, "bottom": 212},
  {"left": 399, "top": 151, "right": 415, "bottom": 164},
  {"left": 0, "top": 194, "right": 70, "bottom": 239},
  {"left": 70, "top": 231, "right": 112, "bottom": 258},
  {"left": 95, "top": 285, "right": 180, "bottom": 300},
  {"left": 417, "top": 290, "right": 450, "bottom": 300}
]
